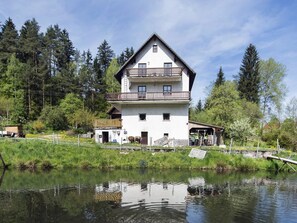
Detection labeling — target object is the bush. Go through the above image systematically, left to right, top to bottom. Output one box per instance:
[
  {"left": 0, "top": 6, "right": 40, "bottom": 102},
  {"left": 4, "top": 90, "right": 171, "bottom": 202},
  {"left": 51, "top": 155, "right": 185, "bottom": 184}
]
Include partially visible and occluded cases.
[
  {"left": 40, "top": 106, "right": 68, "bottom": 130},
  {"left": 32, "top": 120, "right": 46, "bottom": 133},
  {"left": 128, "top": 136, "right": 135, "bottom": 143},
  {"left": 135, "top": 136, "right": 141, "bottom": 143},
  {"left": 41, "top": 160, "right": 53, "bottom": 171}
]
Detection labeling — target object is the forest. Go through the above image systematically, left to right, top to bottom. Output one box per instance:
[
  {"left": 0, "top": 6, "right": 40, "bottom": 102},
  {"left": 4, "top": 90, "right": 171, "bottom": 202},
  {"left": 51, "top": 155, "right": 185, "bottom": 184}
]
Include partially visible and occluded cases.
[
  {"left": 0, "top": 17, "right": 296, "bottom": 150},
  {"left": 0, "top": 18, "right": 132, "bottom": 133}
]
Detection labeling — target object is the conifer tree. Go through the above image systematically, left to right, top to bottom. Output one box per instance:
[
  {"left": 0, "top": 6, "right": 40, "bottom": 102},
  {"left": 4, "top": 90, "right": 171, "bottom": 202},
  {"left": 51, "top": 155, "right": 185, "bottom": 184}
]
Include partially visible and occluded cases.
[
  {"left": 0, "top": 18, "right": 19, "bottom": 69},
  {"left": 18, "top": 18, "right": 43, "bottom": 119},
  {"left": 95, "top": 40, "right": 114, "bottom": 76},
  {"left": 237, "top": 44, "right": 260, "bottom": 104},
  {"left": 118, "top": 47, "right": 134, "bottom": 66},
  {"left": 214, "top": 66, "right": 225, "bottom": 87},
  {"left": 195, "top": 99, "right": 203, "bottom": 112}
]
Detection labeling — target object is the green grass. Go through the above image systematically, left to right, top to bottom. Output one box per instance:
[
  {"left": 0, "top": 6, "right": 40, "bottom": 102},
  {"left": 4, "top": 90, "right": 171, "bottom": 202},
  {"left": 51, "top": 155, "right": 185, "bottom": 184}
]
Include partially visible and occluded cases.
[{"left": 0, "top": 138, "right": 285, "bottom": 172}]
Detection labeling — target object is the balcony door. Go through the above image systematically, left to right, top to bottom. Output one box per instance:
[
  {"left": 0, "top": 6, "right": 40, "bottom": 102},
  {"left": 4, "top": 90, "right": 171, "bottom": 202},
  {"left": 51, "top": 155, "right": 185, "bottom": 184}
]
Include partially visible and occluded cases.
[
  {"left": 164, "top": 62, "right": 172, "bottom": 76},
  {"left": 138, "top": 63, "right": 147, "bottom": 76},
  {"left": 163, "top": 85, "right": 172, "bottom": 95},
  {"left": 138, "top": 86, "right": 146, "bottom": 99}
]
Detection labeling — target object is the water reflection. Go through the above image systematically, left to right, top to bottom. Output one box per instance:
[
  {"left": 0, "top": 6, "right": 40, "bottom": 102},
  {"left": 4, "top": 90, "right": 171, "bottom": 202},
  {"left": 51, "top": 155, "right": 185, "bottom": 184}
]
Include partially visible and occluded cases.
[{"left": 0, "top": 170, "right": 297, "bottom": 223}]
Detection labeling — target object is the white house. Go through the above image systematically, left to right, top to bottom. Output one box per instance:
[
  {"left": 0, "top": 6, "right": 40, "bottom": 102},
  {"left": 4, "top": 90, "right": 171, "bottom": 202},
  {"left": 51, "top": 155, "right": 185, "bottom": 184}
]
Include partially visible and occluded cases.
[{"left": 96, "top": 33, "right": 196, "bottom": 146}]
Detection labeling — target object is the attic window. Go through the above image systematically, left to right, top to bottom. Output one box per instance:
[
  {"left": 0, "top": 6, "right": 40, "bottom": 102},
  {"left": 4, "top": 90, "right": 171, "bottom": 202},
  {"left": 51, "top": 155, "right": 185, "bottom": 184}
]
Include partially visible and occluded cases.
[{"left": 153, "top": 44, "right": 158, "bottom": 53}]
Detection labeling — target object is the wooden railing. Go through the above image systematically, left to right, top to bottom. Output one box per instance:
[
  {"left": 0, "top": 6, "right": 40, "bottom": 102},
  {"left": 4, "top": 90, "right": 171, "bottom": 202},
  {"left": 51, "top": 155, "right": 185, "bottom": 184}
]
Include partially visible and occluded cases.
[
  {"left": 126, "top": 67, "right": 182, "bottom": 77},
  {"left": 106, "top": 91, "right": 190, "bottom": 101},
  {"left": 94, "top": 119, "right": 122, "bottom": 128}
]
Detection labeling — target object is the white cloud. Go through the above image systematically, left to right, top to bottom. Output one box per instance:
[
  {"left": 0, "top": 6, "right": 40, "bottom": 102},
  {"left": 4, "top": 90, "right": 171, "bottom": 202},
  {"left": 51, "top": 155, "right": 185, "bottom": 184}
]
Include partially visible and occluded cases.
[{"left": 1, "top": 0, "right": 297, "bottom": 105}]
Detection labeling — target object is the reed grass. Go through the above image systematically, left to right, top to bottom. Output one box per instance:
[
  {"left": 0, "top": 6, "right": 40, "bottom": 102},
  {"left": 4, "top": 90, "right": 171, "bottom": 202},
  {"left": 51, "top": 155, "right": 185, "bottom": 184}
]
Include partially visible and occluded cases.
[{"left": 0, "top": 139, "right": 283, "bottom": 171}]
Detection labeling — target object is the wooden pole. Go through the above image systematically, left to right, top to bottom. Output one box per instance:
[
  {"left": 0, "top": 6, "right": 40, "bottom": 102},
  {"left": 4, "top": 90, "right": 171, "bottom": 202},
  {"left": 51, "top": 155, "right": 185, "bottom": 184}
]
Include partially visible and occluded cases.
[
  {"left": 0, "top": 154, "right": 8, "bottom": 169},
  {"left": 0, "top": 168, "right": 6, "bottom": 187}
]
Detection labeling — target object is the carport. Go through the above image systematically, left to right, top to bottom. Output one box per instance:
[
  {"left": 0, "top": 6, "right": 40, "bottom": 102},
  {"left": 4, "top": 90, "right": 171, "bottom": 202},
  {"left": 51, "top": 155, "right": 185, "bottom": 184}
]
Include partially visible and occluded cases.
[{"left": 188, "top": 121, "right": 224, "bottom": 146}]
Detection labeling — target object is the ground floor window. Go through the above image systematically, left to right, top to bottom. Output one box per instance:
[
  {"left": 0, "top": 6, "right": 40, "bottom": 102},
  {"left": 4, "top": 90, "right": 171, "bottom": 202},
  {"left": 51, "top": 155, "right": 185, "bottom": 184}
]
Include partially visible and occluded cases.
[
  {"left": 139, "top": 113, "right": 146, "bottom": 121},
  {"left": 163, "top": 113, "right": 170, "bottom": 121}
]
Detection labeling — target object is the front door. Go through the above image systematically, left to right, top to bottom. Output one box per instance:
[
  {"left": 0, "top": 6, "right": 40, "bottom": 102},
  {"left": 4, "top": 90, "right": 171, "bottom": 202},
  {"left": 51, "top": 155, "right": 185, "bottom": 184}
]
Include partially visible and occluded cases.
[
  {"left": 102, "top": 131, "right": 109, "bottom": 143},
  {"left": 141, "top": 132, "right": 148, "bottom": 145}
]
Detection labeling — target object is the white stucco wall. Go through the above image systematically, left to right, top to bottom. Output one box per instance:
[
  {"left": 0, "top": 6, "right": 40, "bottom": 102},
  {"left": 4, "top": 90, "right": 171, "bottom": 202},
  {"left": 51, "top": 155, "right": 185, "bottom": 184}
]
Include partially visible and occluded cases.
[
  {"left": 115, "top": 36, "right": 193, "bottom": 146},
  {"left": 121, "top": 38, "right": 190, "bottom": 93},
  {"left": 121, "top": 104, "right": 189, "bottom": 145},
  {"left": 94, "top": 129, "right": 128, "bottom": 144}
]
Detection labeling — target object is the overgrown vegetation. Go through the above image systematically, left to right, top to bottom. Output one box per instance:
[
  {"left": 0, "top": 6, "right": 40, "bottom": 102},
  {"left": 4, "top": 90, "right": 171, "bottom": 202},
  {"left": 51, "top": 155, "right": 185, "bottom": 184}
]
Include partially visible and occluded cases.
[
  {"left": 0, "top": 17, "right": 133, "bottom": 133},
  {"left": 190, "top": 43, "right": 293, "bottom": 150},
  {"left": 0, "top": 139, "right": 283, "bottom": 172}
]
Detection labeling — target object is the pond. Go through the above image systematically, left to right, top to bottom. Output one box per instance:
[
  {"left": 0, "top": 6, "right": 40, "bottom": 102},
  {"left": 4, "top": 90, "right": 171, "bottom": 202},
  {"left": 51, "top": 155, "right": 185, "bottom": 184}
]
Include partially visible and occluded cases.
[{"left": 0, "top": 169, "right": 297, "bottom": 223}]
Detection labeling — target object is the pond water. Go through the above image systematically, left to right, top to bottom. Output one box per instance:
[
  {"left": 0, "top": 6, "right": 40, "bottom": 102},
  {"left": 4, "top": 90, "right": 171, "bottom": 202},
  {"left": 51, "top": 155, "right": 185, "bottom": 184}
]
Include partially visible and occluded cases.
[{"left": 0, "top": 169, "right": 297, "bottom": 223}]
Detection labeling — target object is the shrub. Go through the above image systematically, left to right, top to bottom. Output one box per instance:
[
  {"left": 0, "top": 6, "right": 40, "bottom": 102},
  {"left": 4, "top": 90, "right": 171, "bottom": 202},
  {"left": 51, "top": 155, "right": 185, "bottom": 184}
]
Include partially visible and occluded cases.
[
  {"left": 32, "top": 120, "right": 46, "bottom": 133},
  {"left": 128, "top": 136, "right": 135, "bottom": 143},
  {"left": 135, "top": 136, "right": 141, "bottom": 143},
  {"left": 26, "top": 160, "right": 38, "bottom": 171},
  {"left": 41, "top": 160, "right": 53, "bottom": 171},
  {"left": 16, "top": 161, "right": 27, "bottom": 171}
]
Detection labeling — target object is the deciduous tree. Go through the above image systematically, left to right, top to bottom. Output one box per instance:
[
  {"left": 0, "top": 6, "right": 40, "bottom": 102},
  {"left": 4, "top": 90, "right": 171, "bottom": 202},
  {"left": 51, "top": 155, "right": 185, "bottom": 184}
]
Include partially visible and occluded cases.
[
  {"left": 103, "top": 58, "right": 120, "bottom": 93},
  {"left": 259, "top": 58, "right": 287, "bottom": 116},
  {"left": 229, "top": 118, "right": 255, "bottom": 145}
]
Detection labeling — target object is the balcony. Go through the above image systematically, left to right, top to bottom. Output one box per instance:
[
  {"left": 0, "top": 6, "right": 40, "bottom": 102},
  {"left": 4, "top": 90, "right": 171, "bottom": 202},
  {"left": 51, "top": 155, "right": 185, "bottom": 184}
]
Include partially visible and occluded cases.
[
  {"left": 126, "top": 67, "right": 182, "bottom": 83},
  {"left": 106, "top": 91, "right": 190, "bottom": 104},
  {"left": 94, "top": 119, "right": 122, "bottom": 129}
]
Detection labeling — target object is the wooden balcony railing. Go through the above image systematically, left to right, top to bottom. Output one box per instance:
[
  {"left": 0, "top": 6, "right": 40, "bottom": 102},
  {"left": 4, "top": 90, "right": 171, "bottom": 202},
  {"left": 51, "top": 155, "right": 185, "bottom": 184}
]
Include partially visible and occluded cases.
[
  {"left": 126, "top": 67, "right": 182, "bottom": 77},
  {"left": 106, "top": 91, "right": 190, "bottom": 101},
  {"left": 94, "top": 119, "right": 122, "bottom": 128}
]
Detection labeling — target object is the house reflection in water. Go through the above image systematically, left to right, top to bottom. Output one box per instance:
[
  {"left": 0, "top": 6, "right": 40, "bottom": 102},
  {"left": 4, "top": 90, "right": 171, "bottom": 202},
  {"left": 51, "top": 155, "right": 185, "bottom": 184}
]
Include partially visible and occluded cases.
[{"left": 94, "top": 177, "right": 208, "bottom": 211}]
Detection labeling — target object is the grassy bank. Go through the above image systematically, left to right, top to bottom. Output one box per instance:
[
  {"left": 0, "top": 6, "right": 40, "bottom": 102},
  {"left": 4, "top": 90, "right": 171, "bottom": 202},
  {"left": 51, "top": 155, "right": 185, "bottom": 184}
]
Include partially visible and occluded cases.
[{"left": 0, "top": 138, "right": 290, "bottom": 171}]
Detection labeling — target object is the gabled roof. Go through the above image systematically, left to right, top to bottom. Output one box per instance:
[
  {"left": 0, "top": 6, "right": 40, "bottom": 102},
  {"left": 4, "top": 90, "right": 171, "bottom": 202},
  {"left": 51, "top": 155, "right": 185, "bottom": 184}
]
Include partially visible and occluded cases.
[{"left": 115, "top": 33, "right": 196, "bottom": 90}]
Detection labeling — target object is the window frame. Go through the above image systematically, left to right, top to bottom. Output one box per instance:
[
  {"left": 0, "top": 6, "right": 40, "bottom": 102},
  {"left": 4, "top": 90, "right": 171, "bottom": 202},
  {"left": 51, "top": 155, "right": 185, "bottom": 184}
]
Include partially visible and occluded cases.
[
  {"left": 164, "top": 62, "right": 172, "bottom": 76},
  {"left": 138, "top": 63, "right": 147, "bottom": 76},
  {"left": 138, "top": 85, "right": 147, "bottom": 99},
  {"left": 163, "top": 85, "right": 172, "bottom": 95},
  {"left": 139, "top": 113, "right": 146, "bottom": 121},
  {"left": 163, "top": 113, "right": 170, "bottom": 121}
]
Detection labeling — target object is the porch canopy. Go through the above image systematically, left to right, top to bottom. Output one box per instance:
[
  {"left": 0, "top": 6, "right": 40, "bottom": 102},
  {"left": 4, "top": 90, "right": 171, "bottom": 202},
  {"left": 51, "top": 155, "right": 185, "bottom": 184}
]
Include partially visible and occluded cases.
[{"left": 188, "top": 121, "right": 224, "bottom": 146}]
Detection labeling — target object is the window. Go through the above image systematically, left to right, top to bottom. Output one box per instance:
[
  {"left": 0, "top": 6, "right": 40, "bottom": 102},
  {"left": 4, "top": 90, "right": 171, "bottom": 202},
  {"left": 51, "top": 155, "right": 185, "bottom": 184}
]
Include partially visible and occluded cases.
[
  {"left": 153, "top": 44, "right": 158, "bottom": 53},
  {"left": 164, "top": 62, "right": 172, "bottom": 76},
  {"left": 138, "top": 63, "right": 147, "bottom": 76},
  {"left": 138, "top": 85, "right": 146, "bottom": 99},
  {"left": 163, "top": 85, "right": 172, "bottom": 95},
  {"left": 139, "top": 113, "right": 146, "bottom": 121},
  {"left": 163, "top": 113, "right": 170, "bottom": 121},
  {"left": 164, "top": 133, "right": 169, "bottom": 137}
]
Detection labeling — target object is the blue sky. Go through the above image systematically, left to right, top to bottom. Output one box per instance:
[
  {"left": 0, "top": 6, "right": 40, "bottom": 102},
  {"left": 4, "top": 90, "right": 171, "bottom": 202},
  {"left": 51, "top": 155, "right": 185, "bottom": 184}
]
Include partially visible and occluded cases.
[{"left": 1, "top": 0, "right": 297, "bottom": 107}]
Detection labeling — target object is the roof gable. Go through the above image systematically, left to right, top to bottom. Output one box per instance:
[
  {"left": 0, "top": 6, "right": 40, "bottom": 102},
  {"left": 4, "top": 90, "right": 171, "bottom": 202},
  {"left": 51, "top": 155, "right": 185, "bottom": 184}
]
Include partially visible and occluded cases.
[{"left": 115, "top": 33, "right": 196, "bottom": 90}]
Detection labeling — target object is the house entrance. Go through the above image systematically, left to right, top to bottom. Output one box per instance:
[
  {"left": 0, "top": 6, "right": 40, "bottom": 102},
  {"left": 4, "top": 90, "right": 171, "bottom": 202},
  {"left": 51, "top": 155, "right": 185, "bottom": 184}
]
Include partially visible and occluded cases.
[
  {"left": 102, "top": 132, "right": 109, "bottom": 143},
  {"left": 141, "top": 132, "right": 148, "bottom": 145}
]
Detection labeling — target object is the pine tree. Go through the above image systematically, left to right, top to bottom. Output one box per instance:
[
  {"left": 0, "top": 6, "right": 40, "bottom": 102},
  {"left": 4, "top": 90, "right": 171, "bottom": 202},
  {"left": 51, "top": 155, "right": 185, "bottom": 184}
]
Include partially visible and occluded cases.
[
  {"left": 0, "top": 18, "right": 19, "bottom": 69},
  {"left": 19, "top": 18, "right": 43, "bottom": 120},
  {"left": 95, "top": 40, "right": 114, "bottom": 76},
  {"left": 237, "top": 44, "right": 260, "bottom": 104},
  {"left": 117, "top": 47, "right": 134, "bottom": 66},
  {"left": 79, "top": 50, "right": 97, "bottom": 111},
  {"left": 214, "top": 66, "right": 225, "bottom": 87},
  {"left": 195, "top": 99, "right": 203, "bottom": 112}
]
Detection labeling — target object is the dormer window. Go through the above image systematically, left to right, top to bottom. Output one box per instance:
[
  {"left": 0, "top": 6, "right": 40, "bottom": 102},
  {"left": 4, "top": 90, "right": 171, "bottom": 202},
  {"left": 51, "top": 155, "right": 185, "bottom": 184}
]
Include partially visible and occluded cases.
[{"left": 153, "top": 44, "right": 158, "bottom": 53}]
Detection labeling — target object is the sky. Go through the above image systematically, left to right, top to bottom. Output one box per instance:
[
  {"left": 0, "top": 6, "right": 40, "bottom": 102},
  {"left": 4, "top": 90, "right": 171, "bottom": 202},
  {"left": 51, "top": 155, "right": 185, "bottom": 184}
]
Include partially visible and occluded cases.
[{"left": 1, "top": 0, "right": 297, "bottom": 107}]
